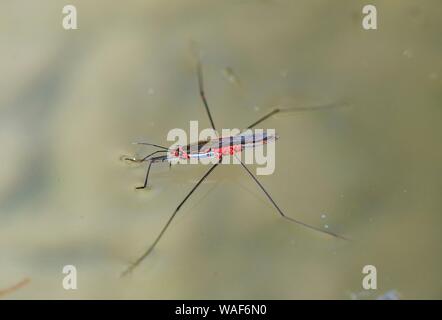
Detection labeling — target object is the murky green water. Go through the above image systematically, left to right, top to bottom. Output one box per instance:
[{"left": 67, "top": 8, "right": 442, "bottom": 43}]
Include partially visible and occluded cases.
[{"left": 1, "top": 0, "right": 441, "bottom": 299}]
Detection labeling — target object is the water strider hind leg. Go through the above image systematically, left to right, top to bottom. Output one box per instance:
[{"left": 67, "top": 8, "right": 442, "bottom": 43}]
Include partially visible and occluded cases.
[{"left": 235, "top": 155, "right": 348, "bottom": 240}]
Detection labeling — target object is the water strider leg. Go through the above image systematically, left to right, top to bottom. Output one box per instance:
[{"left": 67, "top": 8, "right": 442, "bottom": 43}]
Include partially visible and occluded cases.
[
  {"left": 197, "top": 60, "right": 216, "bottom": 131},
  {"left": 245, "top": 102, "right": 349, "bottom": 129},
  {"left": 246, "top": 109, "right": 281, "bottom": 129},
  {"left": 131, "top": 142, "right": 169, "bottom": 150},
  {"left": 124, "top": 150, "right": 167, "bottom": 163},
  {"left": 235, "top": 155, "right": 348, "bottom": 240},
  {"left": 135, "top": 161, "right": 154, "bottom": 190},
  {"left": 121, "top": 162, "right": 220, "bottom": 276}
]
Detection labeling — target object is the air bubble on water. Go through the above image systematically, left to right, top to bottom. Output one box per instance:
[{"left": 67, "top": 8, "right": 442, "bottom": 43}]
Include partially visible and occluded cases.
[
  {"left": 402, "top": 49, "right": 413, "bottom": 58},
  {"left": 222, "top": 68, "right": 234, "bottom": 82},
  {"left": 280, "top": 69, "right": 289, "bottom": 78},
  {"left": 429, "top": 72, "right": 438, "bottom": 80},
  {"left": 147, "top": 88, "right": 155, "bottom": 95},
  {"left": 253, "top": 105, "right": 260, "bottom": 112},
  {"left": 321, "top": 213, "right": 327, "bottom": 219},
  {"left": 324, "top": 224, "right": 329, "bottom": 229}
]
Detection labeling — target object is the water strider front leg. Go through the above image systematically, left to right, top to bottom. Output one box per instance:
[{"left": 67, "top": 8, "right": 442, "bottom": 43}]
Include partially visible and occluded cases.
[
  {"left": 124, "top": 150, "right": 167, "bottom": 163},
  {"left": 121, "top": 161, "right": 220, "bottom": 276},
  {"left": 136, "top": 161, "right": 153, "bottom": 190}
]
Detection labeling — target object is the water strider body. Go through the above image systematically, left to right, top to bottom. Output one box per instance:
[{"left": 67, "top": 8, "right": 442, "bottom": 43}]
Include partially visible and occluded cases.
[
  {"left": 121, "top": 60, "right": 348, "bottom": 276},
  {"left": 130, "top": 131, "right": 278, "bottom": 163}
]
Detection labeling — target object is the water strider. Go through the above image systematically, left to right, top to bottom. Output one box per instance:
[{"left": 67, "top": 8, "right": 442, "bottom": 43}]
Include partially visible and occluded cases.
[{"left": 121, "top": 60, "right": 348, "bottom": 276}]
